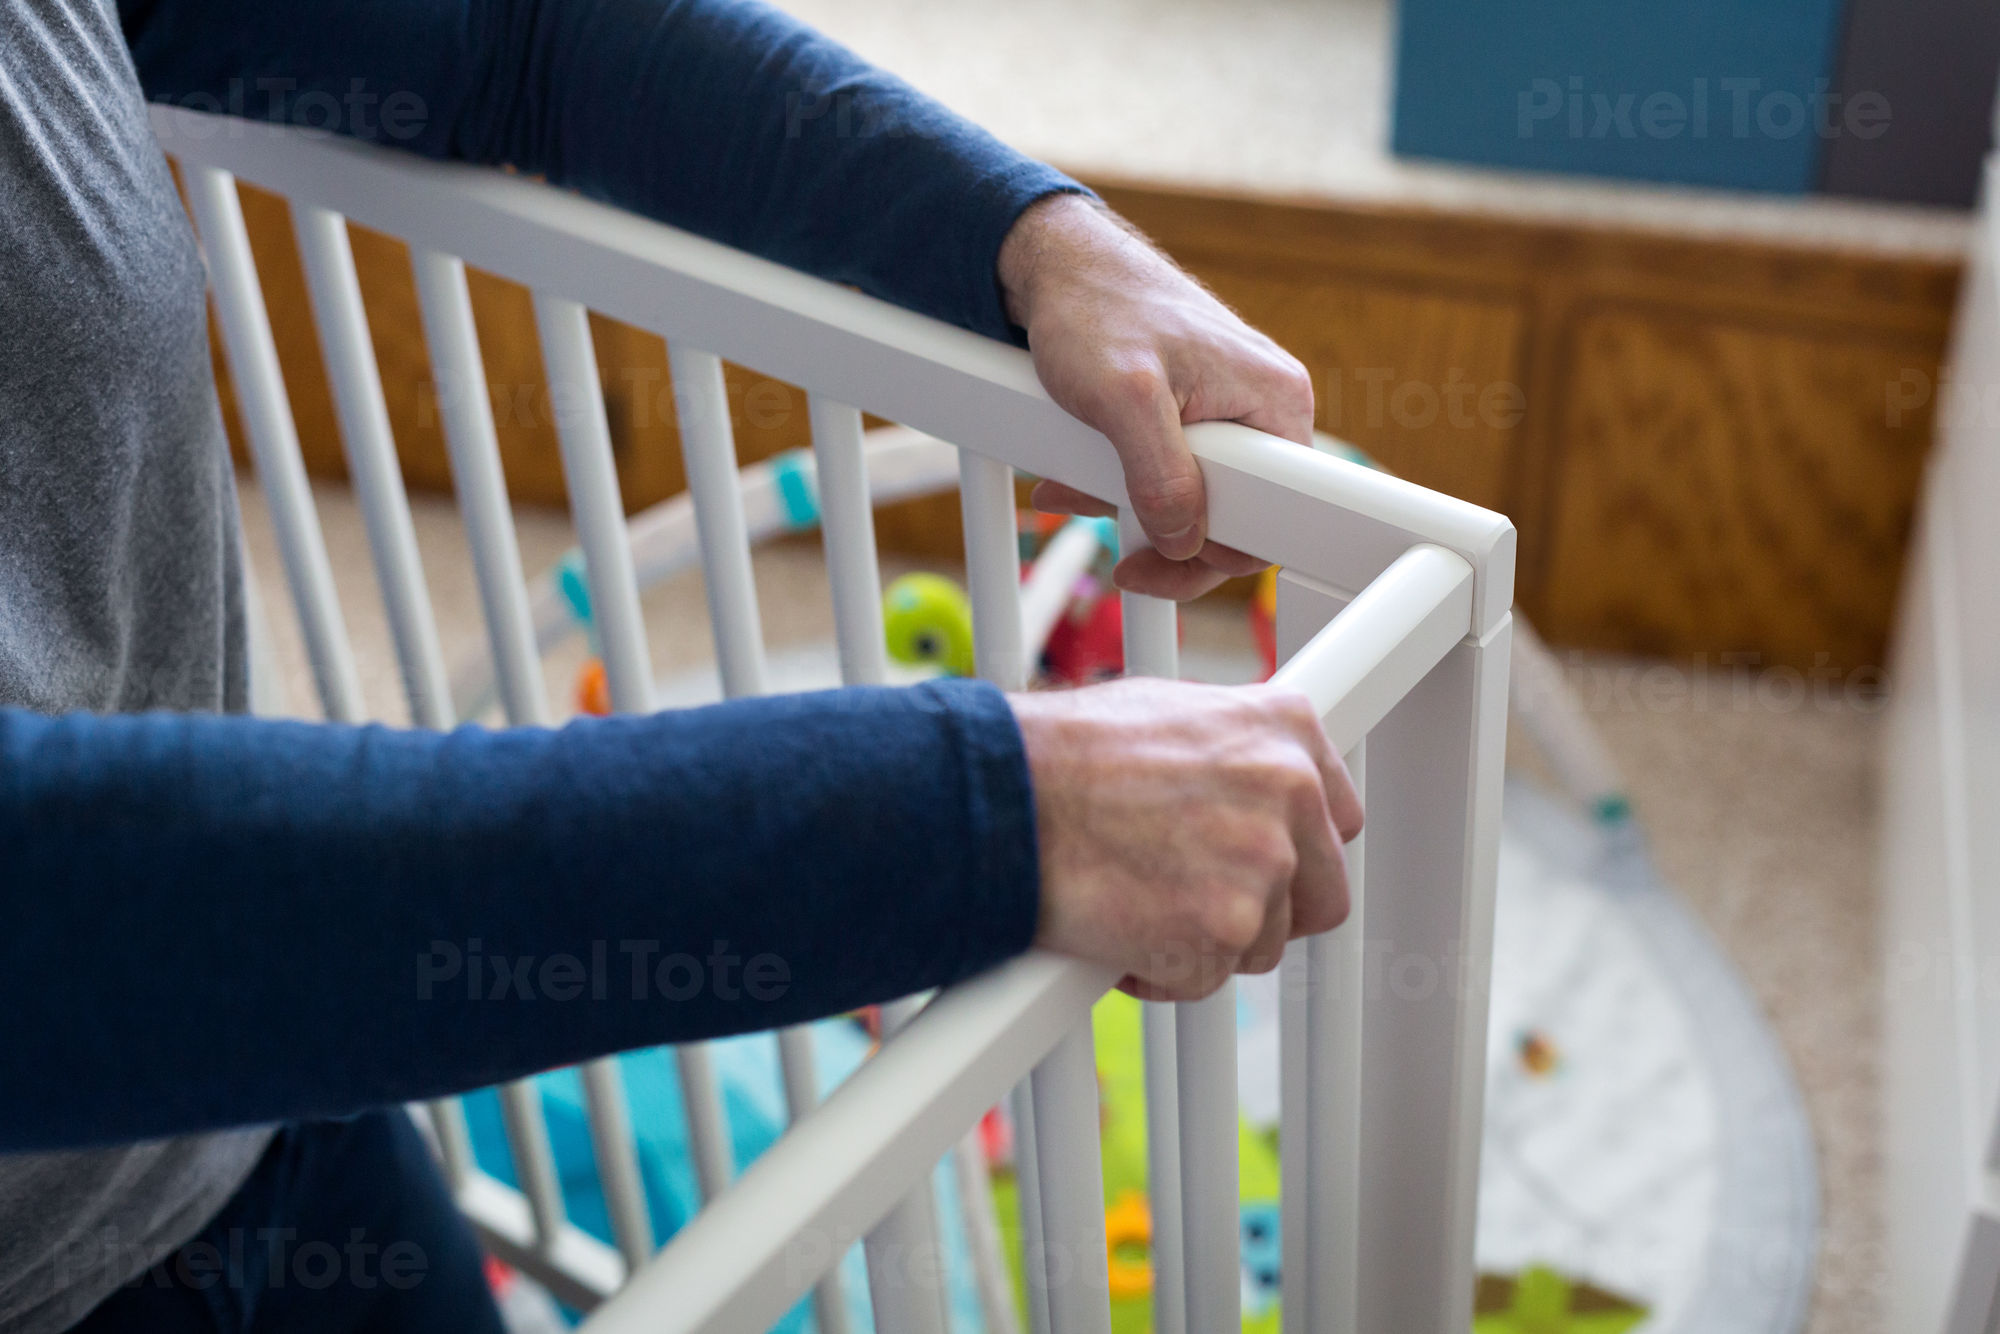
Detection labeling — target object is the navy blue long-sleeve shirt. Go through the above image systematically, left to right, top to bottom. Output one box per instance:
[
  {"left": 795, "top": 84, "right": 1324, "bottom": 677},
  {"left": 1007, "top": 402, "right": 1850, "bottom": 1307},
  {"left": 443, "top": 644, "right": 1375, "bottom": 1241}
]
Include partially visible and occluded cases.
[
  {"left": 4, "top": 0, "right": 1074, "bottom": 1157},
  {"left": 120, "top": 0, "right": 1087, "bottom": 342},
  {"left": 2, "top": 683, "right": 1039, "bottom": 1154}
]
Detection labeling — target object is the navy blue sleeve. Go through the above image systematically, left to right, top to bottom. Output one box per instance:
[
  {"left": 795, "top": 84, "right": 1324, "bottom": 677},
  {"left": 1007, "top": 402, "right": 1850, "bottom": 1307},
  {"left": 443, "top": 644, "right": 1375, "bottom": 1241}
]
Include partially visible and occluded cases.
[
  {"left": 119, "top": 0, "right": 1087, "bottom": 342},
  {"left": 1, "top": 680, "right": 1039, "bottom": 1153}
]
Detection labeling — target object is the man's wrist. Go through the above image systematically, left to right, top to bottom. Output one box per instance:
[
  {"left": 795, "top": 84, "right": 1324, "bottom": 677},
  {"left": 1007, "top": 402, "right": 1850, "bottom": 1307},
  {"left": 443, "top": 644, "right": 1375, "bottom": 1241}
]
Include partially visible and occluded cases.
[{"left": 996, "top": 192, "right": 1114, "bottom": 329}]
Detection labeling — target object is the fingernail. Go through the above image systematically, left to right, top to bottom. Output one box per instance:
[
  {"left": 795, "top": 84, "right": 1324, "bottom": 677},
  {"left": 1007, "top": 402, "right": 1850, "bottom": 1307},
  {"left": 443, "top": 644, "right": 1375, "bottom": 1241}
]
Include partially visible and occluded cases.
[{"left": 1159, "top": 523, "right": 1199, "bottom": 554}]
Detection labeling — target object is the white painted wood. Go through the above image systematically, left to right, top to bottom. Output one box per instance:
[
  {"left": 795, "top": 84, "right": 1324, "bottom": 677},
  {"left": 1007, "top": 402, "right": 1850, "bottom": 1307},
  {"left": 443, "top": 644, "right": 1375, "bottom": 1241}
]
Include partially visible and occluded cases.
[
  {"left": 151, "top": 107, "right": 1514, "bottom": 634},
  {"left": 1882, "top": 155, "right": 2000, "bottom": 1334},
  {"left": 182, "top": 166, "right": 365, "bottom": 722},
  {"left": 289, "top": 203, "right": 481, "bottom": 1186},
  {"left": 291, "top": 205, "right": 453, "bottom": 727},
  {"left": 403, "top": 248, "right": 589, "bottom": 1255},
  {"left": 409, "top": 250, "right": 551, "bottom": 726},
  {"left": 529, "top": 294, "right": 675, "bottom": 1264},
  {"left": 668, "top": 343, "right": 771, "bottom": 697},
  {"left": 807, "top": 395, "right": 947, "bottom": 1334},
  {"left": 810, "top": 397, "right": 892, "bottom": 687},
  {"left": 959, "top": 450, "right": 1029, "bottom": 690},
  {"left": 1118, "top": 511, "right": 1186, "bottom": 1334},
  {"left": 1278, "top": 571, "right": 1509, "bottom": 1333},
  {"left": 1282, "top": 729, "right": 1366, "bottom": 1334},
  {"left": 584, "top": 953, "right": 1120, "bottom": 1334},
  {"left": 1175, "top": 983, "right": 1239, "bottom": 1332},
  {"left": 866, "top": 995, "right": 953, "bottom": 1334},
  {"left": 1031, "top": 1023, "right": 1114, "bottom": 1334},
  {"left": 1013, "top": 1080, "right": 1054, "bottom": 1334},
  {"left": 499, "top": 1087, "right": 572, "bottom": 1256},
  {"left": 954, "top": 1130, "right": 1024, "bottom": 1334},
  {"left": 456, "top": 1171, "right": 626, "bottom": 1310},
  {"left": 1943, "top": 1207, "right": 2000, "bottom": 1334}
]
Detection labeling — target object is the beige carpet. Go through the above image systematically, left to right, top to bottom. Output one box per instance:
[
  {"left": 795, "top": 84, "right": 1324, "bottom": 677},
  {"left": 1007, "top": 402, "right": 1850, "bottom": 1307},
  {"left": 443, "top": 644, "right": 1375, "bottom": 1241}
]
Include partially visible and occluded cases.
[{"left": 238, "top": 473, "right": 1884, "bottom": 1334}]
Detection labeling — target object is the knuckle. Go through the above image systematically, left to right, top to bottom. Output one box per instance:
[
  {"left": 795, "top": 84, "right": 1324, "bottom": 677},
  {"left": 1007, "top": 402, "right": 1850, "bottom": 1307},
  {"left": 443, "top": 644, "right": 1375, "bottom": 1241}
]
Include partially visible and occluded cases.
[
  {"left": 1274, "top": 357, "right": 1314, "bottom": 415},
  {"left": 1102, "top": 361, "right": 1169, "bottom": 415},
  {"left": 1128, "top": 468, "right": 1203, "bottom": 526},
  {"left": 1259, "top": 685, "right": 1318, "bottom": 730},
  {"left": 1268, "top": 750, "right": 1323, "bottom": 805},
  {"left": 1201, "top": 891, "right": 1265, "bottom": 955}
]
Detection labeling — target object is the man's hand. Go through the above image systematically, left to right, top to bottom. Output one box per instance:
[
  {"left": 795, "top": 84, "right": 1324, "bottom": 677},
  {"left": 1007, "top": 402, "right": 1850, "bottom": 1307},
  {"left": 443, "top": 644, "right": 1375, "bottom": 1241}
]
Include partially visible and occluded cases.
[
  {"left": 997, "top": 193, "right": 1315, "bottom": 600},
  {"left": 1011, "top": 678, "right": 1362, "bottom": 1000}
]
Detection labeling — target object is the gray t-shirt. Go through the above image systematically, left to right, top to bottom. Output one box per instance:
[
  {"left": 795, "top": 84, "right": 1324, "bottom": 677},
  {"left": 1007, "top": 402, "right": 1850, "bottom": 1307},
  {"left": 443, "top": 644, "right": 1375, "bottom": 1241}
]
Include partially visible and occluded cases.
[{"left": 0, "top": 0, "right": 272, "bottom": 1327}]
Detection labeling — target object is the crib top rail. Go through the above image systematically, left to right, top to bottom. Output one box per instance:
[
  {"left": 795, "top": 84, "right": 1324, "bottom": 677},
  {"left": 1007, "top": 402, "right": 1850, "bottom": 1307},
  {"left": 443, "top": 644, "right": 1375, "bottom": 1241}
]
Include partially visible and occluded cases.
[{"left": 150, "top": 105, "right": 1514, "bottom": 629}]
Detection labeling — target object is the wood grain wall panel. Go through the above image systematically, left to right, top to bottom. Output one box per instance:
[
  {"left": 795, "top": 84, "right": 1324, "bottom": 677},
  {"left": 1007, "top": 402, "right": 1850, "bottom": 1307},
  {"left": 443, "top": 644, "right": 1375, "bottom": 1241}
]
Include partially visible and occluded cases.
[
  {"left": 1096, "top": 179, "right": 1959, "bottom": 666},
  {"left": 1191, "top": 264, "right": 1528, "bottom": 512},
  {"left": 1539, "top": 310, "right": 1936, "bottom": 668}
]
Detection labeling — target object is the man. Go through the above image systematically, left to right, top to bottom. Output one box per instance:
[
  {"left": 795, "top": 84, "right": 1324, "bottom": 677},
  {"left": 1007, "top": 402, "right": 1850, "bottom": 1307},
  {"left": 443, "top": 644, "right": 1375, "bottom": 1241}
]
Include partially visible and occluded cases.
[{"left": 0, "top": 0, "right": 1360, "bottom": 1328}]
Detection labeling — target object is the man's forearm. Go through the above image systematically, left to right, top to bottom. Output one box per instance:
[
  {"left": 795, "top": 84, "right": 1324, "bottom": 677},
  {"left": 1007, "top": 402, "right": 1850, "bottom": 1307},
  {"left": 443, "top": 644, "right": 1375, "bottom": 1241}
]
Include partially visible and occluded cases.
[
  {"left": 120, "top": 0, "right": 1084, "bottom": 341},
  {"left": 1, "top": 681, "right": 1037, "bottom": 1152}
]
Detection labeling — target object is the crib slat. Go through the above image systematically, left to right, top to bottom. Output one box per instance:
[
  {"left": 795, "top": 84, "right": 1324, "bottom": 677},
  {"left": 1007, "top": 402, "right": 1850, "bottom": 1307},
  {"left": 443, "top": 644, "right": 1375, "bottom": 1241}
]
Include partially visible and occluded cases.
[
  {"left": 182, "top": 167, "right": 364, "bottom": 722},
  {"left": 292, "top": 205, "right": 478, "bottom": 1181},
  {"left": 291, "top": 206, "right": 454, "bottom": 726},
  {"left": 403, "top": 251, "right": 590, "bottom": 1254},
  {"left": 408, "top": 251, "right": 550, "bottom": 725},
  {"left": 534, "top": 297, "right": 733, "bottom": 1234},
  {"left": 534, "top": 297, "right": 654, "bottom": 712},
  {"left": 668, "top": 345, "right": 770, "bottom": 696},
  {"left": 667, "top": 351, "right": 806, "bottom": 1209},
  {"left": 807, "top": 396, "right": 951, "bottom": 1334},
  {"left": 808, "top": 398, "right": 890, "bottom": 687},
  {"left": 961, "top": 450, "right": 1052, "bottom": 1334},
  {"left": 960, "top": 451, "right": 1028, "bottom": 692},
  {"left": 962, "top": 451, "right": 1096, "bottom": 1334},
  {"left": 1166, "top": 495, "right": 1243, "bottom": 1330},
  {"left": 1116, "top": 512, "right": 1189, "bottom": 1334},
  {"left": 1122, "top": 513, "right": 1238, "bottom": 1332},
  {"left": 1281, "top": 737, "right": 1365, "bottom": 1334},
  {"left": 1318, "top": 741, "right": 1367, "bottom": 1332},
  {"left": 1279, "top": 940, "right": 1309, "bottom": 1331},
  {"left": 1178, "top": 985, "right": 1240, "bottom": 1332},
  {"left": 866, "top": 997, "right": 953, "bottom": 1334},
  {"left": 1032, "top": 1024, "right": 1114, "bottom": 1334},
  {"left": 772, "top": 1032, "right": 851, "bottom": 1334},
  {"left": 1012, "top": 1082, "right": 1055, "bottom": 1334},
  {"left": 501, "top": 1084, "right": 573, "bottom": 1252},
  {"left": 955, "top": 1131, "right": 1025, "bottom": 1334}
]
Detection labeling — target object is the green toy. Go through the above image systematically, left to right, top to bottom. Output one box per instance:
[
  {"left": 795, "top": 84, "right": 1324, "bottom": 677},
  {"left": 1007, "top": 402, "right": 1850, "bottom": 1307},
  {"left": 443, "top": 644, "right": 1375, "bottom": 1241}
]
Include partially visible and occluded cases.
[
  {"left": 883, "top": 572, "right": 976, "bottom": 678},
  {"left": 1472, "top": 1266, "right": 1647, "bottom": 1334}
]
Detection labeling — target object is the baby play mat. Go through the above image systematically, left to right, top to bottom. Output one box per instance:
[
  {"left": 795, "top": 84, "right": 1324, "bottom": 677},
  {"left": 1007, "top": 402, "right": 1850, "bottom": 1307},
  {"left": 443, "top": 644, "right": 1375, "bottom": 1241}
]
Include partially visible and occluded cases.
[{"left": 457, "top": 432, "right": 1818, "bottom": 1334}]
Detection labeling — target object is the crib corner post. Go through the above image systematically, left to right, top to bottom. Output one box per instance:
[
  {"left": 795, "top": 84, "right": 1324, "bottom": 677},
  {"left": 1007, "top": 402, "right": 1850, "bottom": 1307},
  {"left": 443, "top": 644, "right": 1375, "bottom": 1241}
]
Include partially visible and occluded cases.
[{"left": 1275, "top": 570, "right": 1511, "bottom": 1334}]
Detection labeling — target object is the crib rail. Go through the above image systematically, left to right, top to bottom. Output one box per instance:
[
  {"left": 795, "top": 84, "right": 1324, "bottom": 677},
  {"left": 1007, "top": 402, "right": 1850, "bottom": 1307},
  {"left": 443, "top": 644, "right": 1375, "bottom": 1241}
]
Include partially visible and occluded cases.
[{"left": 155, "top": 104, "right": 1513, "bottom": 1334}]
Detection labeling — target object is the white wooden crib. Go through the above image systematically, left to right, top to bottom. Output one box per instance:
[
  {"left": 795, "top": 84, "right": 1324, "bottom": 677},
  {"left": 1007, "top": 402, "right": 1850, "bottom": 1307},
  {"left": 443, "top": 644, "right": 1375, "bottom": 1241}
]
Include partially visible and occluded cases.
[{"left": 155, "top": 106, "right": 1515, "bottom": 1334}]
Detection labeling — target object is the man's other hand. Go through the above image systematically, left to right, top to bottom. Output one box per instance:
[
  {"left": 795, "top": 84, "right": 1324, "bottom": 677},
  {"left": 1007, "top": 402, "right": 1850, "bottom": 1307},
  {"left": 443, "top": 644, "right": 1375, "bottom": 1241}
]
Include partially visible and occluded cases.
[
  {"left": 997, "top": 193, "right": 1315, "bottom": 601},
  {"left": 1011, "top": 678, "right": 1361, "bottom": 1000}
]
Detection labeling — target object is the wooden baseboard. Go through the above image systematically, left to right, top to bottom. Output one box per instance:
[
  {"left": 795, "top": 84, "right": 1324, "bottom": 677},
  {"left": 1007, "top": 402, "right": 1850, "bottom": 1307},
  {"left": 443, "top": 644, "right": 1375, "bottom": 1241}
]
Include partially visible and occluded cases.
[{"left": 212, "top": 176, "right": 1960, "bottom": 667}]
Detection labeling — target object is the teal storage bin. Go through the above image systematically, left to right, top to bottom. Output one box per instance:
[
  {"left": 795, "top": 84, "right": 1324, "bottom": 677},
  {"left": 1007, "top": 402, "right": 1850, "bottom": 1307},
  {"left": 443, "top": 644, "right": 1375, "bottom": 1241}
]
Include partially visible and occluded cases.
[{"left": 1391, "top": 0, "right": 1856, "bottom": 194}]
